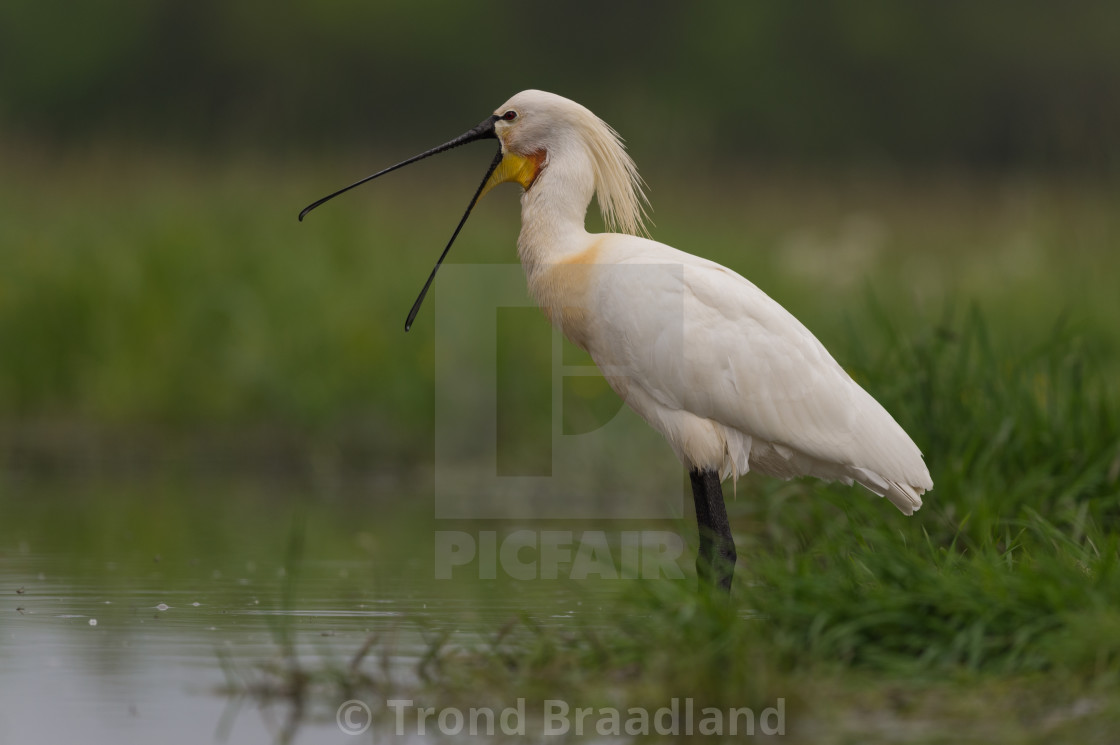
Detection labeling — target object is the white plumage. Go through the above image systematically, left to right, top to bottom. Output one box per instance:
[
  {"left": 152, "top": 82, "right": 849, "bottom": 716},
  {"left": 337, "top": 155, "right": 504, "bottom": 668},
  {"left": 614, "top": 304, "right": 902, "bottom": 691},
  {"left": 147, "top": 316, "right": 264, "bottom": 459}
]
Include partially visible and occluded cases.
[
  {"left": 301, "top": 88, "right": 933, "bottom": 589},
  {"left": 490, "top": 90, "right": 931, "bottom": 514}
]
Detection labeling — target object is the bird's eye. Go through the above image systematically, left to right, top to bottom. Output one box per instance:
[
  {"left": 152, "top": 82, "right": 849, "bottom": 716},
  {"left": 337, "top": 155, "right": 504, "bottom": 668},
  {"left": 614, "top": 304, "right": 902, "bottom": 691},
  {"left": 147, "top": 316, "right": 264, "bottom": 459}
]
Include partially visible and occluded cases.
[{"left": 501, "top": 110, "right": 518, "bottom": 121}]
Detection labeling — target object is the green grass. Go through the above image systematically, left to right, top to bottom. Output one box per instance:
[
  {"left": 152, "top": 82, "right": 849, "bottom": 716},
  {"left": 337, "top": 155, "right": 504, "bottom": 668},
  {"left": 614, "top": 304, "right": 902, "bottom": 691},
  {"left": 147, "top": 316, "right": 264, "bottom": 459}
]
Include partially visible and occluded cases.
[
  {"left": 3, "top": 141, "right": 1120, "bottom": 741},
  {"left": 2, "top": 143, "right": 1118, "bottom": 466},
  {"left": 399, "top": 306, "right": 1120, "bottom": 741}
]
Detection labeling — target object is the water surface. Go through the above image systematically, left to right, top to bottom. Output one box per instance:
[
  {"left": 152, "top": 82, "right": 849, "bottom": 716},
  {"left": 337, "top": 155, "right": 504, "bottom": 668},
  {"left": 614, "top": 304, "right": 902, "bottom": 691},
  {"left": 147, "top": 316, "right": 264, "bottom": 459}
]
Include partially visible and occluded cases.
[{"left": 0, "top": 476, "right": 655, "bottom": 744}]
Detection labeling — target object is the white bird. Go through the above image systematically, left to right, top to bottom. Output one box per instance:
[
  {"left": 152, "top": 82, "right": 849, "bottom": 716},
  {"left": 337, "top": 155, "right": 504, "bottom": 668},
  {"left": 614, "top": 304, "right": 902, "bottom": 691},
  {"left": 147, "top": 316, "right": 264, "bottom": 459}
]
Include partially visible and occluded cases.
[{"left": 300, "top": 90, "right": 933, "bottom": 591}]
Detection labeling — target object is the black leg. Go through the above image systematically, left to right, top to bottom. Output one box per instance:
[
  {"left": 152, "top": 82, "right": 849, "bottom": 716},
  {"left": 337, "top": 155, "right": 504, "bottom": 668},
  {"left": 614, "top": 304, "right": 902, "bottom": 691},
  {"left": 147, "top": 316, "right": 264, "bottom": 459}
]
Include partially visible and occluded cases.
[{"left": 689, "top": 468, "right": 736, "bottom": 592}]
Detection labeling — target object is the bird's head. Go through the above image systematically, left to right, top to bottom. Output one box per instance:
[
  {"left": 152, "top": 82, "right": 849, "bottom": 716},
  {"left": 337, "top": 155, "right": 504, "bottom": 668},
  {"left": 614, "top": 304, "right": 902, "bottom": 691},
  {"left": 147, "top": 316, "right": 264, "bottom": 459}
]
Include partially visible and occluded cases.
[
  {"left": 298, "top": 89, "right": 647, "bottom": 330},
  {"left": 484, "top": 90, "right": 648, "bottom": 237},
  {"left": 478, "top": 92, "right": 549, "bottom": 195}
]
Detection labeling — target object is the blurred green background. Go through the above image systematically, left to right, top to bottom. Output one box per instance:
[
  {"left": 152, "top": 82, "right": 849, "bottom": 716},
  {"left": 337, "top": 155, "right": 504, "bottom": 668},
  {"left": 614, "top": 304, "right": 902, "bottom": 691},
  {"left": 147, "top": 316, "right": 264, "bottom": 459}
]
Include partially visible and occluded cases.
[
  {"left": 1, "top": 1, "right": 1118, "bottom": 474},
  {"left": 4, "top": 1, "right": 1120, "bottom": 169},
  {"left": 3, "top": 5, "right": 1120, "bottom": 740}
]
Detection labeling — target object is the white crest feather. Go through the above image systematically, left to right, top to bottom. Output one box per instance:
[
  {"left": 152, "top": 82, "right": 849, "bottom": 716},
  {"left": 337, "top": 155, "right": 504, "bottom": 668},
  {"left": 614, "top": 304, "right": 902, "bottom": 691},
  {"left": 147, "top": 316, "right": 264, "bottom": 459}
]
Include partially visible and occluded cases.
[{"left": 582, "top": 113, "right": 651, "bottom": 237}]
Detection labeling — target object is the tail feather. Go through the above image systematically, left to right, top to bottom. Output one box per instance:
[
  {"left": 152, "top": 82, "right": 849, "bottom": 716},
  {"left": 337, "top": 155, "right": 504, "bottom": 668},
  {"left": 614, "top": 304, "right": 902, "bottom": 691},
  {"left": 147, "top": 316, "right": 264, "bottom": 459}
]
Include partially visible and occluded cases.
[
  {"left": 716, "top": 430, "right": 929, "bottom": 516},
  {"left": 849, "top": 466, "right": 924, "bottom": 515},
  {"left": 846, "top": 468, "right": 927, "bottom": 515},
  {"left": 884, "top": 481, "right": 924, "bottom": 515}
]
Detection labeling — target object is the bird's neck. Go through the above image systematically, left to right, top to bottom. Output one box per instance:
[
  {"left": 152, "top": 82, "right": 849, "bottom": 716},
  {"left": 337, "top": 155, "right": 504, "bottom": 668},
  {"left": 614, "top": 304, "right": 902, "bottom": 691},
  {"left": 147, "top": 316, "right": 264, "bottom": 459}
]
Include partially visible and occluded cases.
[{"left": 516, "top": 147, "right": 596, "bottom": 279}]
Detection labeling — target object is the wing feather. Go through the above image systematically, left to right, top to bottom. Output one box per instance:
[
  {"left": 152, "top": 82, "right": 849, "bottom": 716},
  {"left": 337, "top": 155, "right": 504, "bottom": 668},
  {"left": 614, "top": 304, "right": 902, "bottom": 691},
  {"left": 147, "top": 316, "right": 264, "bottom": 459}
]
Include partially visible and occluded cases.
[{"left": 585, "top": 235, "right": 932, "bottom": 505}]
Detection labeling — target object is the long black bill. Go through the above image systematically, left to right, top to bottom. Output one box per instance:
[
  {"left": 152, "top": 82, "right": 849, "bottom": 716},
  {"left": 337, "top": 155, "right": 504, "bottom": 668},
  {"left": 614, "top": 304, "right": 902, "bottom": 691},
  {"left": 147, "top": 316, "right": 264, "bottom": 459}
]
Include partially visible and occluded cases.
[
  {"left": 297, "top": 114, "right": 504, "bottom": 332},
  {"left": 298, "top": 114, "right": 499, "bottom": 221},
  {"left": 403, "top": 145, "right": 504, "bottom": 331}
]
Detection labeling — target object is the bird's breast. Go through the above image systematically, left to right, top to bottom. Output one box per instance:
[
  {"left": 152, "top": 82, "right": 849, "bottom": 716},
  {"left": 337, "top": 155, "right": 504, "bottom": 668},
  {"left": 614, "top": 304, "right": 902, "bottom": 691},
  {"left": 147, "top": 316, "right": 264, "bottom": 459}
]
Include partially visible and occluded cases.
[{"left": 524, "top": 239, "right": 604, "bottom": 352}]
